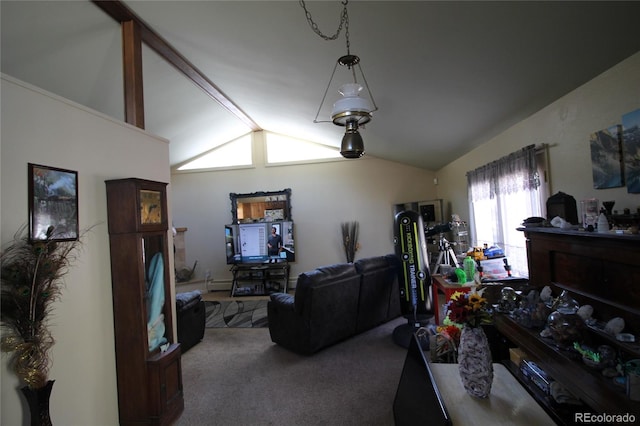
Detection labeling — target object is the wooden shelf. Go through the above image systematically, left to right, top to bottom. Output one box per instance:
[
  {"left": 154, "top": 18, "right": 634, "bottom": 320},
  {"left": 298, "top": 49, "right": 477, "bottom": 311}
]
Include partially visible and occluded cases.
[
  {"left": 492, "top": 227, "right": 640, "bottom": 419},
  {"left": 230, "top": 262, "right": 290, "bottom": 297},
  {"left": 552, "top": 281, "right": 640, "bottom": 319},
  {"left": 495, "top": 314, "right": 639, "bottom": 416},
  {"left": 501, "top": 360, "right": 585, "bottom": 426}
]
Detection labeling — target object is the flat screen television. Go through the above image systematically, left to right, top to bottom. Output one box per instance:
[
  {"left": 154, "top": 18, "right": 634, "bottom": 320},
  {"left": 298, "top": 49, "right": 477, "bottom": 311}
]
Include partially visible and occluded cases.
[{"left": 225, "top": 221, "right": 295, "bottom": 264}]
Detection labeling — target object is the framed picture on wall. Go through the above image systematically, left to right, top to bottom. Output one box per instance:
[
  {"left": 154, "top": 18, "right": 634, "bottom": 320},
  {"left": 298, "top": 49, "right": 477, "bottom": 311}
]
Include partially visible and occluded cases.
[
  {"left": 622, "top": 108, "right": 640, "bottom": 193},
  {"left": 589, "top": 124, "right": 623, "bottom": 189},
  {"left": 28, "top": 163, "right": 79, "bottom": 241},
  {"left": 418, "top": 199, "right": 443, "bottom": 226}
]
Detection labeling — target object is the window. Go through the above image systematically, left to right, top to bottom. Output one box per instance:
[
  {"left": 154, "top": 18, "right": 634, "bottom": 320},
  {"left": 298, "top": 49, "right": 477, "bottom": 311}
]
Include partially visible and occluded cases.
[
  {"left": 176, "top": 131, "right": 342, "bottom": 171},
  {"left": 265, "top": 132, "right": 341, "bottom": 164},
  {"left": 177, "top": 134, "right": 253, "bottom": 171},
  {"left": 466, "top": 145, "right": 548, "bottom": 277}
]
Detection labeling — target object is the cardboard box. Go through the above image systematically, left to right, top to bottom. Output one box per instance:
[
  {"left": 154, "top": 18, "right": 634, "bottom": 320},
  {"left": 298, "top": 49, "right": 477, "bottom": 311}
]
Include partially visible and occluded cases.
[{"left": 509, "top": 347, "right": 527, "bottom": 366}]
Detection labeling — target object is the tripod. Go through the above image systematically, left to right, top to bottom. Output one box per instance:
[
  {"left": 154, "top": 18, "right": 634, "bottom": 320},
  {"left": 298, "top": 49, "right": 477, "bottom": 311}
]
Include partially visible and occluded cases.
[{"left": 432, "top": 234, "right": 459, "bottom": 274}]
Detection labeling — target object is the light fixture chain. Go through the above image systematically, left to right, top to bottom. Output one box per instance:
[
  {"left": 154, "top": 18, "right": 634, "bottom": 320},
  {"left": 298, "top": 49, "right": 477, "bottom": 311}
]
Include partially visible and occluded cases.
[
  {"left": 299, "top": 0, "right": 349, "bottom": 45},
  {"left": 301, "top": 0, "right": 375, "bottom": 159},
  {"left": 344, "top": 10, "right": 350, "bottom": 55}
]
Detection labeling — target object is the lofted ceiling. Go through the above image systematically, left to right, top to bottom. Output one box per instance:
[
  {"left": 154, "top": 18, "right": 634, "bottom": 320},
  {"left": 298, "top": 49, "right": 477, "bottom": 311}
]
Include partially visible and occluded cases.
[{"left": 2, "top": 1, "right": 640, "bottom": 170}]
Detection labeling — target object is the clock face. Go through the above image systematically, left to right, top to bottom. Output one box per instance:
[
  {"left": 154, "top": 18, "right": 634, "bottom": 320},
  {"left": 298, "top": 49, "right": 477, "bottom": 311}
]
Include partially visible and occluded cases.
[{"left": 140, "top": 190, "right": 162, "bottom": 225}]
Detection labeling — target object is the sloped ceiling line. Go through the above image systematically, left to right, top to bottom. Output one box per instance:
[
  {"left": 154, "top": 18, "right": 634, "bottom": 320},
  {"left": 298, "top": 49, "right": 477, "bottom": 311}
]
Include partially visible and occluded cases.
[{"left": 92, "top": 0, "right": 261, "bottom": 132}]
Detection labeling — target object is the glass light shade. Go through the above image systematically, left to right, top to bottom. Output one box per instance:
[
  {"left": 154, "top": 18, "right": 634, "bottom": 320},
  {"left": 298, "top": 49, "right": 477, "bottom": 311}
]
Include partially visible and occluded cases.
[
  {"left": 331, "top": 83, "right": 372, "bottom": 126},
  {"left": 338, "top": 83, "right": 363, "bottom": 97},
  {"left": 340, "top": 121, "right": 365, "bottom": 158}
]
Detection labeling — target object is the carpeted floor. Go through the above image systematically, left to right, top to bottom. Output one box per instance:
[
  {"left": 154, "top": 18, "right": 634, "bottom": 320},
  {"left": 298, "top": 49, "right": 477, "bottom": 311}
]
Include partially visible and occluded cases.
[
  {"left": 205, "top": 299, "right": 269, "bottom": 328},
  {"left": 176, "top": 316, "right": 409, "bottom": 426}
]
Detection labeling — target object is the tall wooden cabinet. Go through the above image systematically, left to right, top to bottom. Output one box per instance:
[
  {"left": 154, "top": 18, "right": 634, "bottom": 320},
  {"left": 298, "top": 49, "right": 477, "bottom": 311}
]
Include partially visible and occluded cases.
[
  {"left": 106, "top": 178, "right": 184, "bottom": 425},
  {"left": 494, "top": 227, "right": 640, "bottom": 421}
]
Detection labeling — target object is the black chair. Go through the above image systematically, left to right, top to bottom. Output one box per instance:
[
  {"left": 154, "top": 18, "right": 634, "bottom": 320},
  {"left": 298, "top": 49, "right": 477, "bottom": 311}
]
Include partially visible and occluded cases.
[{"left": 176, "top": 290, "right": 205, "bottom": 353}]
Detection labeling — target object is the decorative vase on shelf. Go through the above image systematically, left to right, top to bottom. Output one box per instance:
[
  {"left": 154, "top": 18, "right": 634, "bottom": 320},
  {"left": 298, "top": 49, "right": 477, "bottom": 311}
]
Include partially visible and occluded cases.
[
  {"left": 597, "top": 212, "right": 610, "bottom": 233},
  {"left": 458, "top": 326, "right": 493, "bottom": 398},
  {"left": 21, "top": 380, "right": 54, "bottom": 426}
]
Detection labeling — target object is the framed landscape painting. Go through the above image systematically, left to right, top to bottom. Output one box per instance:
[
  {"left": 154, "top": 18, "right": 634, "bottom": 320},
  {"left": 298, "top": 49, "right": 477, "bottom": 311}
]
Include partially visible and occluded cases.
[
  {"left": 622, "top": 109, "right": 640, "bottom": 193},
  {"left": 589, "top": 124, "right": 623, "bottom": 189},
  {"left": 28, "top": 163, "right": 79, "bottom": 241}
]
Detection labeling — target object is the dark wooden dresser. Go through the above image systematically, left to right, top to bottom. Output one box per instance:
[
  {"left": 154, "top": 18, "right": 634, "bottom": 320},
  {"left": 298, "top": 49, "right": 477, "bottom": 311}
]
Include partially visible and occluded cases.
[{"left": 494, "top": 227, "right": 640, "bottom": 422}]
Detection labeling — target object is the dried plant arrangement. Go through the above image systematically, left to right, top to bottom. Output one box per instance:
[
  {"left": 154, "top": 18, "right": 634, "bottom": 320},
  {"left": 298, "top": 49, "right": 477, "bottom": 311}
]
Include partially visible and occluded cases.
[
  {"left": 341, "top": 221, "right": 360, "bottom": 263},
  {"left": 1, "top": 225, "right": 88, "bottom": 390}
]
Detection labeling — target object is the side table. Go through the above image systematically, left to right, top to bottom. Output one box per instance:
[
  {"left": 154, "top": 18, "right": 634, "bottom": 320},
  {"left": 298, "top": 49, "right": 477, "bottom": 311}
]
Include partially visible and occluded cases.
[
  {"left": 431, "top": 274, "right": 474, "bottom": 324},
  {"left": 393, "top": 333, "right": 555, "bottom": 425},
  {"left": 429, "top": 362, "right": 554, "bottom": 425}
]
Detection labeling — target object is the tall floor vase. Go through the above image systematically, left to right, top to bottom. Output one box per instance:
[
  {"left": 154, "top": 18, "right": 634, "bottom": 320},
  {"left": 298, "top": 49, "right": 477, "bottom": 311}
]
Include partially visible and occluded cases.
[
  {"left": 458, "top": 326, "right": 493, "bottom": 398},
  {"left": 21, "top": 380, "right": 54, "bottom": 426}
]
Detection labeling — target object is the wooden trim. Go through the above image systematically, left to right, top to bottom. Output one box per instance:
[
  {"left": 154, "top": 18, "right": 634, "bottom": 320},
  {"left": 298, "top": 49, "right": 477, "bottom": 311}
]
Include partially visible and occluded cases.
[
  {"left": 93, "top": 0, "right": 261, "bottom": 131},
  {"left": 122, "top": 20, "right": 144, "bottom": 128}
]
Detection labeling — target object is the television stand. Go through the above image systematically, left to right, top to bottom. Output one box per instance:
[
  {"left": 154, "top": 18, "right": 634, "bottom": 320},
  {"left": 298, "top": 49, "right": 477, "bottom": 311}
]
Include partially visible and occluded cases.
[{"left": 230, "top": 262, "right": 290, "bottom": 297}]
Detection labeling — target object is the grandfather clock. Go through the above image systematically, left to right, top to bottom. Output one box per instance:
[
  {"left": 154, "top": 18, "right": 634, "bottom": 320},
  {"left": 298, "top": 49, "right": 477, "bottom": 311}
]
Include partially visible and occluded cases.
[{"left": 105, "top": 178, "right": 184, "bottom": 425}]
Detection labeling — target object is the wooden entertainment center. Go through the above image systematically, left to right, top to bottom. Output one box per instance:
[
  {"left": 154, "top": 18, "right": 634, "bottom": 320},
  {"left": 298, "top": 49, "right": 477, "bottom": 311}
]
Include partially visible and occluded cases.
[{"left": 494, "top": 227, "right": 640, "bottom": 421}]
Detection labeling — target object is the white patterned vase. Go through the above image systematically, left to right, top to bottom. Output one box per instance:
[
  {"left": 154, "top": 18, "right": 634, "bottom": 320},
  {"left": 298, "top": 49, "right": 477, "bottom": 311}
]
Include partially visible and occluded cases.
[{"left": 458, "top": 326, "right": 494, "bottom": 398}]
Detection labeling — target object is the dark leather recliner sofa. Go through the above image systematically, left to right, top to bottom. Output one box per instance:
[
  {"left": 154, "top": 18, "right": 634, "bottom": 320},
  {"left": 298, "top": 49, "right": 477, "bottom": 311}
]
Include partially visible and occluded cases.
[{"left": 267, "top": 254, "right": 401, "bottom": 354}]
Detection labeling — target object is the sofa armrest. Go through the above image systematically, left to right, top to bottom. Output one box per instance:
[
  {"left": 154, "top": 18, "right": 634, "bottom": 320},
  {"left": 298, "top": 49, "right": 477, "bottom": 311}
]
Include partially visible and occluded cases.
[
  {"left": 176, "top": 290, "right": 202, "bottom": 311},
  {"left": 268, "top": 292, "right": 315, "bottom": 354},
  {"left": 269, "top": 292, "right": 294, "bottom": 311}
]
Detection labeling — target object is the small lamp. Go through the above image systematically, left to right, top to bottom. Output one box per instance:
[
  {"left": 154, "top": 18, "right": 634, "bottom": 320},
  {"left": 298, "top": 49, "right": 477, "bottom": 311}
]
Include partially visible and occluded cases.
[
  {"left": 301, "top": 0, "right": 377, "bottom": 159},
  {"left": 316, "top": 54, "right": 376, "bottom": 159}
]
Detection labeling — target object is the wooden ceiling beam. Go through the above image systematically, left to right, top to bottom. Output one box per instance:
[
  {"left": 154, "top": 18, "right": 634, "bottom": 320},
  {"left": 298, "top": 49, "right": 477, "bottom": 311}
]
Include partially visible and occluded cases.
[
  {"left": 92, "top": 0, "right": 261, "bottom": 131},
  {"left": 122, "top": 20, "right": 144, "bottom": 128}
]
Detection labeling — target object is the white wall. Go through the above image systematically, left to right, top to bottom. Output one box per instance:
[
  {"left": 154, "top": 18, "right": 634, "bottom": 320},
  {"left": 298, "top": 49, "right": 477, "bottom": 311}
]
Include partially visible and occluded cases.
[
  {"left": 436, "top": 52, "right": 640, "bottom": 230},
  {"left": 1, "top": 75, "right": 172, "bottom": 426},
  {"left": 171, "top": 136, "right": 438, "bottom": 289}
]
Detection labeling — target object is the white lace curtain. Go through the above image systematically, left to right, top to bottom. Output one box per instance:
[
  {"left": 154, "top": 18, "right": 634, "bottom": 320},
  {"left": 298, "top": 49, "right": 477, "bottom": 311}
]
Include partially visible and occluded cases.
[
  {"left": 466, "top": 144, "right": 543, "bottom": 277},
  {"left": 466, "top": 144, "right": 540, "bottom": 202}
]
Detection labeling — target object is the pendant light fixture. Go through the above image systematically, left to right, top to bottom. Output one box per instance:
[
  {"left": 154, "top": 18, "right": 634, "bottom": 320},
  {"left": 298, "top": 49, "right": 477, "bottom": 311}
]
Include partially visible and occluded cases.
[{"left": 299, "top": 0, "right": 377, "bottom": 158}]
